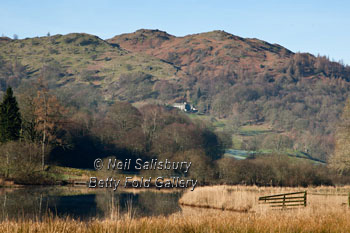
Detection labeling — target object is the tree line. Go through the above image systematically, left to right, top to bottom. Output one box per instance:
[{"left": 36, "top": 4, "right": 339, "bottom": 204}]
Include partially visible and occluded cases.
[
  {"left": 1, "top": 78, "right": 350, "bottom": 186},
  {"left": 0, "top": 80, "right": 230, "bottom": 184}
]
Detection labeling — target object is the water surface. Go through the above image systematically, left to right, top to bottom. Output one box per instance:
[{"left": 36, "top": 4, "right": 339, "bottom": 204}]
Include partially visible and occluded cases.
[{"left": 0, "top": 187, "right": 182, "bottom": 220}]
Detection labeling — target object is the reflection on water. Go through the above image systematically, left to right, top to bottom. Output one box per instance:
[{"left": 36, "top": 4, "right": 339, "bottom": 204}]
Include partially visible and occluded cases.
[{"left": 0, "top": 187, "right": 182, "bottom": 220}]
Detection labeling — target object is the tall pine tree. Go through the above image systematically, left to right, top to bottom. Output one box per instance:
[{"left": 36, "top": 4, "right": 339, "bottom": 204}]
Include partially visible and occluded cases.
[{"left": 0, "top": 87, "right": 22, "bottom": 143}]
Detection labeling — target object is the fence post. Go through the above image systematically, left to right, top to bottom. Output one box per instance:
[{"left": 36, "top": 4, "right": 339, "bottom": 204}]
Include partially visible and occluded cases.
[{"left": 304, "top": 191, "right": 307, "bottom": 207}]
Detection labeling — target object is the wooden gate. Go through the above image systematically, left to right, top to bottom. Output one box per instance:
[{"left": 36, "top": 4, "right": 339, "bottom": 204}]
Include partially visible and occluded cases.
[{"left": 259, "top": 191, "right": 307, "bottom": 208}]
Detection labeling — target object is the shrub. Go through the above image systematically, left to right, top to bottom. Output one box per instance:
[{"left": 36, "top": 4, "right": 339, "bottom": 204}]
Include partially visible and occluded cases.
[{"left": 0, "top": 141, "right": 41, "bottom": 180}]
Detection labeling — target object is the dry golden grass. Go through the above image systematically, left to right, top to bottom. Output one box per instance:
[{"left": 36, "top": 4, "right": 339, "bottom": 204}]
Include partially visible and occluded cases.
[
  {"left": 2, "top": 185, "right": 350, "bottom": 233},
  {"left": 179, "top": 185, "right": 350, "bottom": 212},
  {"left": 179, "top": 185, "right": 257, "bottom": 211},
  {"left": 2, "top": 208, "right": 350, "bottom": 233}
]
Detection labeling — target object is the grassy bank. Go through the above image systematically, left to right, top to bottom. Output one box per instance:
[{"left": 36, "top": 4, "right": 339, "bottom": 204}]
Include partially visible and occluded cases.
[{"left": 0, "top": 166, "right": 96, "bottom": 187}]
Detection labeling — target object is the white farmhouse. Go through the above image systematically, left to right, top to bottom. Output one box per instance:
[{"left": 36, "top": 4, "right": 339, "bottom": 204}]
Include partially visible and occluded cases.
[{"left": 172, "top": 102, "right": 198, "bottom": 112}]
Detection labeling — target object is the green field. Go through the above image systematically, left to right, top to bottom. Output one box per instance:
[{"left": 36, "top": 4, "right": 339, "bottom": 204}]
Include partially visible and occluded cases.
[{"left": 187, "top": 113, "right": 325, "bottom": 164}]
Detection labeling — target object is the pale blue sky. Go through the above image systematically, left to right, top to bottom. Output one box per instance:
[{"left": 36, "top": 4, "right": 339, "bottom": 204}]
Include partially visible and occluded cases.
[{"left": 1, "top": 0, "right": 350, "bottom": 64}]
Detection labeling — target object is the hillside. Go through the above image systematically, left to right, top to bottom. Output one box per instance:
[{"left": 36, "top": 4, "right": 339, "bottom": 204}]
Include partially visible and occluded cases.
[
  {"left": 1, "top": 29, "right": 350, "bottom": 161},
  {"left": 108, "top": 29, "right": 294, "bottom": 79},
  {"left": 109, "top": 30, "right": 350, "bottom": 161},
  {"left": 0, "top": 33, "right": 187, "bottom": 106}
]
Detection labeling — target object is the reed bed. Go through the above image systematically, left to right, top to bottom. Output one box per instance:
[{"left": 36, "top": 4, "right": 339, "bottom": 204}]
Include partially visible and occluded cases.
[
  {"left": 179, "top": 185, "right": 350, "bottom": 212},
  {"left": 2, "top": 208, "right": 350, "bottom": 233}
]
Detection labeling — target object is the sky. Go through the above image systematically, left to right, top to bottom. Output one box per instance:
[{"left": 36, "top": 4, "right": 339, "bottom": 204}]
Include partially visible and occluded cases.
[{"left": 1, "top": 0, "right": 350, "bottom": 64}]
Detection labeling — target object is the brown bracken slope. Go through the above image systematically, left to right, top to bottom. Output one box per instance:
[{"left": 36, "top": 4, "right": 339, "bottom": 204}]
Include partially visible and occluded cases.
[{"left": 108, "top": 29, "right": 296, "bottom": 81}]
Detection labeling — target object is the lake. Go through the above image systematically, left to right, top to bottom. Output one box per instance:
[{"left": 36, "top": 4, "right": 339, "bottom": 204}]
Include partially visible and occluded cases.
[{"left": 0, "top": 187, "right": 182, "bottom": 220}]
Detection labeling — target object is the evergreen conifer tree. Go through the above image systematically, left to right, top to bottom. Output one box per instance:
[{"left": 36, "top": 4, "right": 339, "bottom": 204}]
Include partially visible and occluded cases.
[{"left": 0, "top": 87, "right": 22, "bottom": 143}]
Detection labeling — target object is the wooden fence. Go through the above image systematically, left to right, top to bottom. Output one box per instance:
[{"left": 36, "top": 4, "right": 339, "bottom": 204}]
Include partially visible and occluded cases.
[{"left": 259, "top": 191, "right": 307, "bottom": 208}]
